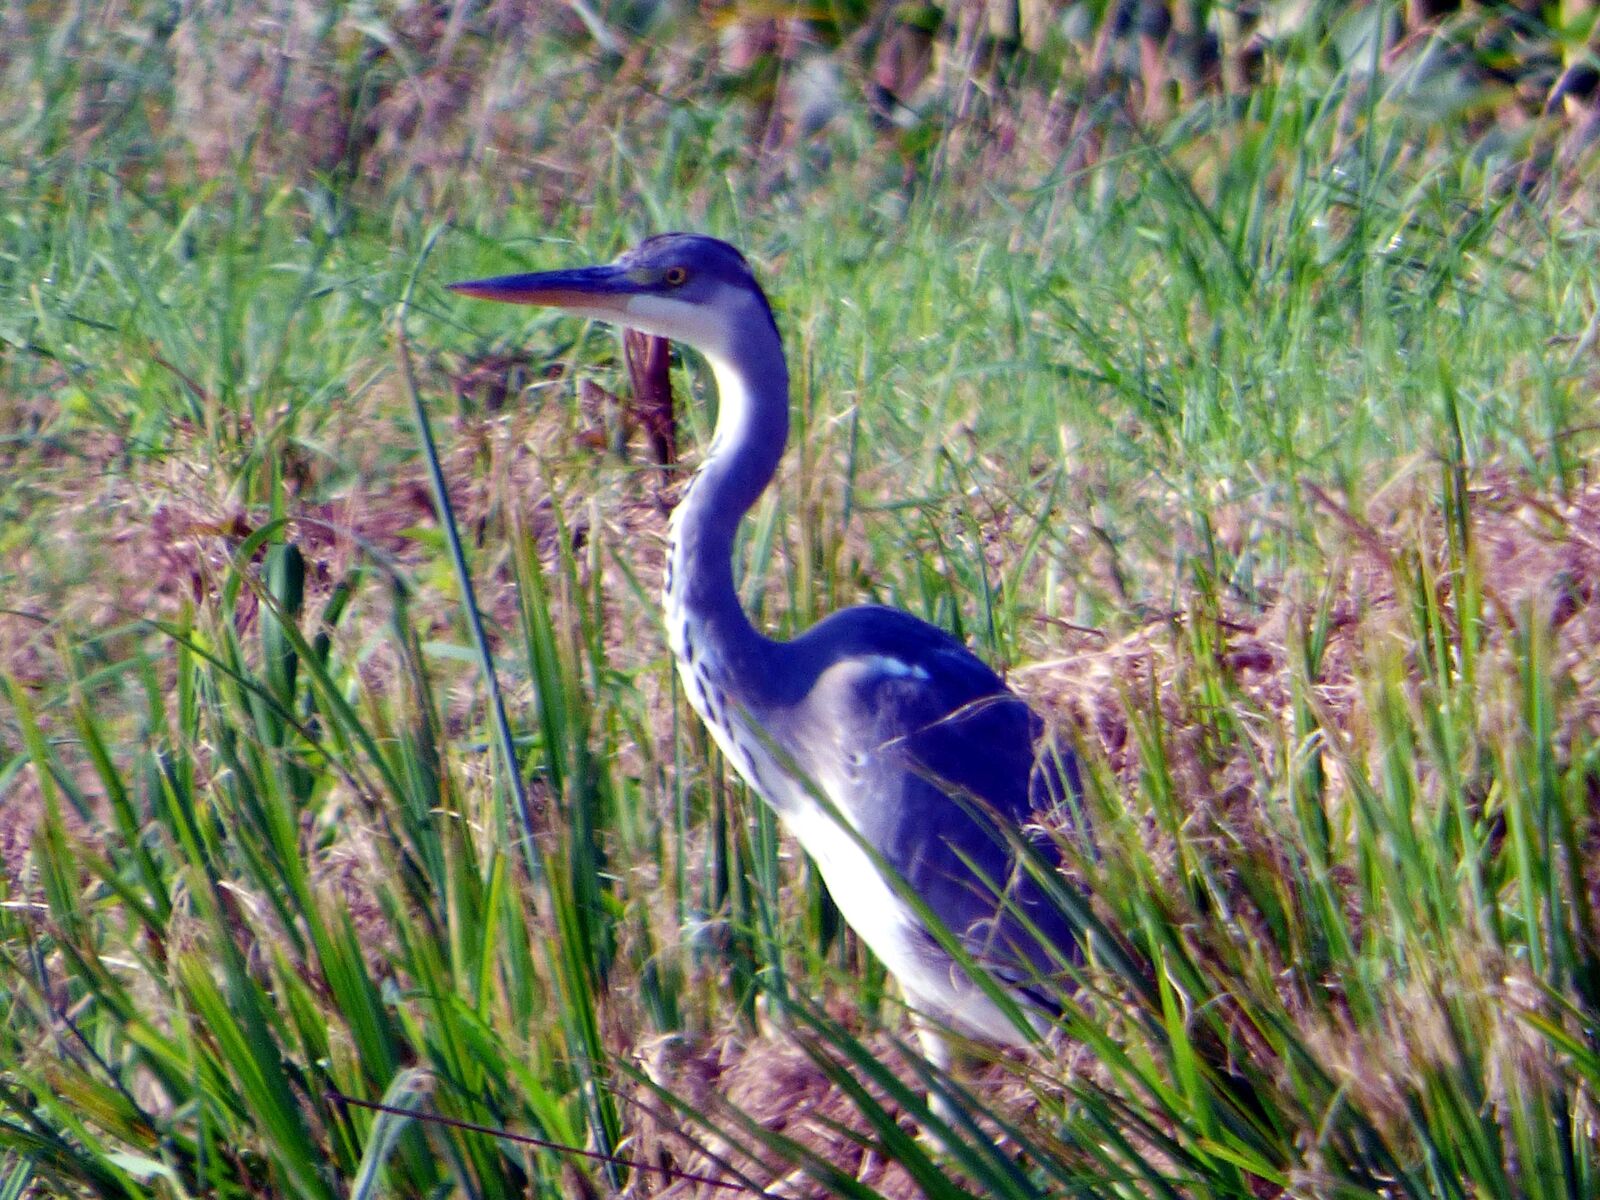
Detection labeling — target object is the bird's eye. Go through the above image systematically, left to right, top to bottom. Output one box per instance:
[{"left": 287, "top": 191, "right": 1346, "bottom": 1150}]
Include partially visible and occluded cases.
[{"left": 664, "top": 266, "right": 688, "bottom": 286}]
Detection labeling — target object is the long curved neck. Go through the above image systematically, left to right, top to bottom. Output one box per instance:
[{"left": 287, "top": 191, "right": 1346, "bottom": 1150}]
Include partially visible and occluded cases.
[{"left": 664, "top": 323, "right": 789, "bottom": 702}]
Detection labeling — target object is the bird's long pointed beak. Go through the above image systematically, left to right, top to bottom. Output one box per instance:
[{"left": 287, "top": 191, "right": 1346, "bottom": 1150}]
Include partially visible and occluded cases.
[{"left": 447, "top": 263, "right": 636, "bottom": 313}]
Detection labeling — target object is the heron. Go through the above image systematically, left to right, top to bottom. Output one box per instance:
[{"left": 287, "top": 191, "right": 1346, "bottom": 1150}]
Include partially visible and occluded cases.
[{"left": 450, "top": 233, "right": 1083, "bottom": 1088}]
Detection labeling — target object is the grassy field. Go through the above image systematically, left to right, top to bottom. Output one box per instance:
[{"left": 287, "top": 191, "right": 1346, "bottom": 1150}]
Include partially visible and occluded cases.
[{"left": 4, "top": 2, "right": 1600, "bottom": 1197}]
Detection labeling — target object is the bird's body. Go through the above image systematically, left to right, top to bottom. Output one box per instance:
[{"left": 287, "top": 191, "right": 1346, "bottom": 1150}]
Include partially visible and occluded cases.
[
  {"left": 451, "top": 234, "right": 1081, "bottom": 1067},
  {"left": 679, "top": 598, "right": 1078, "bottom": 1047}
]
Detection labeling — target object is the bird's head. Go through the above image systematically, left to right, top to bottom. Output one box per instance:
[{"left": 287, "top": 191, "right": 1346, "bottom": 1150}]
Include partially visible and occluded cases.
[{"left": 449, "top": 233, "right": 778, "bottom": 361}]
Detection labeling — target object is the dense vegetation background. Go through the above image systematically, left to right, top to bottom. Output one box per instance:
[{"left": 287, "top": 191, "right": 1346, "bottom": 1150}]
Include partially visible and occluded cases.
[{"left": 3, "top": 1, "right": 1600, "bottom": 1196}]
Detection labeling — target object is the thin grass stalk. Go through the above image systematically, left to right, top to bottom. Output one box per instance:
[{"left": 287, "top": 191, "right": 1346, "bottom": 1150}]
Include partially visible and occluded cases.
[
  {"left": 392, "top": 242, "right": 544, "bottom": 890},
  {"left": 397, "top": 247, "right": 626, "bottom": 1187}
]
